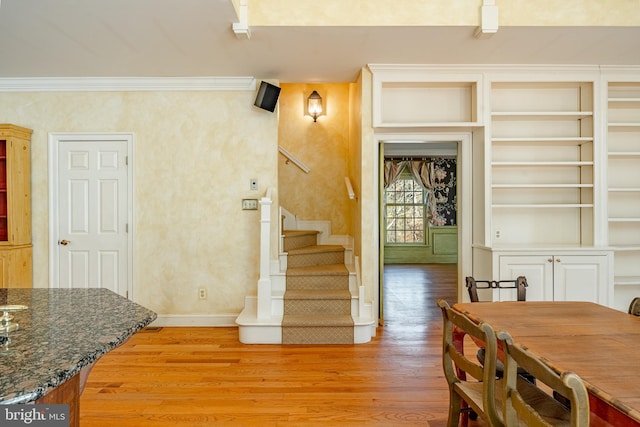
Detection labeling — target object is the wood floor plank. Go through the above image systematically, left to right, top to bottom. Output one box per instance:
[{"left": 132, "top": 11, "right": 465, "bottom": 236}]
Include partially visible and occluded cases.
[{"left": 80, "top": 264, "right": 466, "bottom": 427}]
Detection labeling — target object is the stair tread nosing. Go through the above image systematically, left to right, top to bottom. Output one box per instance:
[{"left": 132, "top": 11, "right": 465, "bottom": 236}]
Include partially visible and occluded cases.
[
  {"left": 283, "top": 230, "right": 320, "bottom": 237},
  {"left": 287, "top": 245, "right": 344, "bottom": 255},
  {"left": 286, "top": 263, "right": 348, "bottom": 277},
  {"left": 284, "top": 289, "right": 351, "bottom": 300},
  {"left": 282, "top": 314, "right": 354, "bottom": 327}
]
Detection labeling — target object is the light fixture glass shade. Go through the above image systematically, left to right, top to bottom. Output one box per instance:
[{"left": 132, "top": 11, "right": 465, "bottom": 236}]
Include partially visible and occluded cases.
[{"left": 307, "top": 90, "right": 323, "bottom": 122}]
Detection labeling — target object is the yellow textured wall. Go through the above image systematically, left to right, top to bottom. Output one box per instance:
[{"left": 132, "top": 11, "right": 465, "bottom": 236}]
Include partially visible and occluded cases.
[
  {"left": 249, "top": 0, "right": 640, "bottom": 26},
  {"left": 278, "top": 83, "right": 351, "bottom": 235},
  {"left": 0, "top": 90, "right": 278, "bottom": 316}
]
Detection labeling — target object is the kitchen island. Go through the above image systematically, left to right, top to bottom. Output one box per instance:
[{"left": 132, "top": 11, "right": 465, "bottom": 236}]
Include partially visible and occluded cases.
[{"left": 0, "top": 288, "right": 156, "bottom": 426}]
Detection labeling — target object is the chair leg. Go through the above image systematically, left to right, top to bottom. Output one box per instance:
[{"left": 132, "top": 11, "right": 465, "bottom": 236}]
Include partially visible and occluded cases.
[{"left": 448, "top": 391, "right": 464, "bottom": 427}]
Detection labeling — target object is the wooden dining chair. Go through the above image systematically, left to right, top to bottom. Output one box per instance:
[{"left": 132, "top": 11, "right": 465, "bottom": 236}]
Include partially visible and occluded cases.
[
  {"left": 466, "top": 276, "right": 528, "bottom": 302},
  {"left": 466, "top": 276, "right": 535, "bottom": 385},
  {"left": 629, "top": 297, "right": 640, "bottom": 316},
  {"left": 437, "top": 299, "right": 503, "bottom": 427},
  {"left": 497, "top": 331, "right": 590, "bottom": 427}
]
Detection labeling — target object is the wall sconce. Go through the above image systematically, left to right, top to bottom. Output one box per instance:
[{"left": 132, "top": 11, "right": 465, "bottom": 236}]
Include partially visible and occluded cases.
[{"left": 307, "top": 90, "right": 323, "bottom": 122}]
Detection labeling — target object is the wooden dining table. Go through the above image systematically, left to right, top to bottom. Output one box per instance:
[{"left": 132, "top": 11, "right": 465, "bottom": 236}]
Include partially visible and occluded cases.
[{"left": 453, "top": 301, "right": 640, "bottom": 426}]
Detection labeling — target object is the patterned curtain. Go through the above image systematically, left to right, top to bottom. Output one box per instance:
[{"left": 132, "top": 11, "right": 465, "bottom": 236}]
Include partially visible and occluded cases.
[
  {"left": 383, "top": 160, "right": 408, "bottom": 188},
  {"left": 407, "top": 160, "right": 436, "bottom": 224}
]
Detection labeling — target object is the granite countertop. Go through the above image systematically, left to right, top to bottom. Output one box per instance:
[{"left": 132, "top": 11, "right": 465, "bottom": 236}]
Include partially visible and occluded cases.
[{"left": 0, "top": 288, "right": 157, "bottom": 404}]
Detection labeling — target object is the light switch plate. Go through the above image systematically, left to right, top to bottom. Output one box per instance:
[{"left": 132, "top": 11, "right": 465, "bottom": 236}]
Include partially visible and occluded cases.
[{"left": 242, "top": 199, "right": 259, "bottom": 210}]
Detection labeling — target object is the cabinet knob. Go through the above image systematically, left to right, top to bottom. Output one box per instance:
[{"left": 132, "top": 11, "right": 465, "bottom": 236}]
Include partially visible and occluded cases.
[
  {"left": 59, "top": 239, "right": 71, "bottom": 246},
  {"left": 547, "top": 258, "right": 553, "bottom": 263},
  {"left": 556, "top": 258, "right": 561, "bottom": 262}
]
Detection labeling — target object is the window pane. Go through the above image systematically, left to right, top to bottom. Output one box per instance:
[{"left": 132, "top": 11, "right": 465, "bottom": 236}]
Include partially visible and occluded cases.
[{"left": 384, "top": 174, "right": 426, "bottom": 244}]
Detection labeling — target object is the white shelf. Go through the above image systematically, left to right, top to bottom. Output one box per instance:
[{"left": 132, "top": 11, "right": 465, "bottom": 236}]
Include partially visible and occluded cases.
[
  {"left": 609, "top": 97, "right": 640, "bottom": 102},
  {"left": 492, "top": 111, "right": 593, "bottom": 118},
  {"left": 608, "top": 123, "right": 640, "bottom": 128},
  {"left": 492, "top": 137, "right": 593, "bottom": 144},
  {"left": 608, "top": 152, "right": 640, "bottom": 158},
  {"left": 492, "top": 161, "right": 593, "bottom": 166},
  {"left": 493, "top": 184, "right": 592, "bottom": 188},
  {"left": 608, "top": 187, "right": 640, "bottom": 192},
  {"left": 492, "top": 204, "right": 594, "bottom": 208},
  {"left": 608, "top": 218, "right": 640, "bottom": 222},
  {"left": 609, "top": 245, "right": 640, "bottom": 251},
  {"left": 614, "top": 276, "right": 640, "bottom": 286}
]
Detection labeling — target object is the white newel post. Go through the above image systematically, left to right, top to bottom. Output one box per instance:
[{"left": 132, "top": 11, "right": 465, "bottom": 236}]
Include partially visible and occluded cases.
[{"left": 257, "top": 189, "right": 273, "bottom": 319}]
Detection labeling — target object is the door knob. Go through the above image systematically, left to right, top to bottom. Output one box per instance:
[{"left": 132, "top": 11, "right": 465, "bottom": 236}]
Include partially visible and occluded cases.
[{"left": 59, "top": 239, "right": 70, "bottom": 246}]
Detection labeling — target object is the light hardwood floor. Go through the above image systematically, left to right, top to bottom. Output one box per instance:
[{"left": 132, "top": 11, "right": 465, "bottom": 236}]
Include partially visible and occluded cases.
[{"left": 80, "top": 264, "right": 460, "bottom": 427}]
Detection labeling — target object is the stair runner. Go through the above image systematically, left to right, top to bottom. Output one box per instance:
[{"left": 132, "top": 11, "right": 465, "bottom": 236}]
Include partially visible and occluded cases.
[{"left": 282, "top": 230, "right": 354, "bottom": 344}]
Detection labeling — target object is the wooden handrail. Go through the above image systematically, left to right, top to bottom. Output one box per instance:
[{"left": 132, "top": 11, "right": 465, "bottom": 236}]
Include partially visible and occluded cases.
[{"left": 279, "top": 146, "right": 310, "bottom": 174}]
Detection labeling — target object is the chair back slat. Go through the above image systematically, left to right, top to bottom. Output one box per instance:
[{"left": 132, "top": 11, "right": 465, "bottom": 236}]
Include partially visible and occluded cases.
[
  {"left": 466, "top": 276, "right": 528, "bottom": 302},
  {"left": 497, "top": 331, "right": 590, "bottom": 427}
]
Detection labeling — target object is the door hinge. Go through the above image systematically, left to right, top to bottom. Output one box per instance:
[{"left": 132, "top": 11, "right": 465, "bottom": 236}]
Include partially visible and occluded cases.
[
  {"left": 125, "top": 155, "right": 128, "bottom": 166},
  {"left": 126, "top": 223, "right": 128, "bottom": 233},
  {"left": 126, "top": 290, "right": 129, "bottom": 299}
]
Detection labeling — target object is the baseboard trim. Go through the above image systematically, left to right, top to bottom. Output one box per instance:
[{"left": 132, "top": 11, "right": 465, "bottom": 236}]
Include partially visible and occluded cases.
[{"left": 151, "top": 314, "right": 238, "bottom": 327}]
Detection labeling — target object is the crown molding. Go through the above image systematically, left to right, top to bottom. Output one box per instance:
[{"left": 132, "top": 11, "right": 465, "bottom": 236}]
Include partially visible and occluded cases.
[{"left": 0, "top": 76, "right": 257, "bottom": 92}]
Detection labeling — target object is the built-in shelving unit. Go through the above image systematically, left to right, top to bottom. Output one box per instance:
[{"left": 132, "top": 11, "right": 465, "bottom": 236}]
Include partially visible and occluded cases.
[
  {"left": 368, "top": 66, "right": 640, "bottom": 308},
  {"left": 606, "top": 81, "right": 640, "bottom": 310},
  {"left": 490, "top": 82, "right": 595, "bottom": 247},
  {"left": 0, "top": 124, "right": 32, "bottom": 288}
]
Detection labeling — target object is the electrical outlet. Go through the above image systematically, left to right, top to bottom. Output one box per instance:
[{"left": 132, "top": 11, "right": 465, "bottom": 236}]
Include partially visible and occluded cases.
[
  {"left": 242, "top": 199, "right": 259, "bottom": 210},
  {"left": 495, "top": 230, "right": 501, "bottom": 239},
  {"left": 198, "top": 288, "right": 207, "bottom": 300}
]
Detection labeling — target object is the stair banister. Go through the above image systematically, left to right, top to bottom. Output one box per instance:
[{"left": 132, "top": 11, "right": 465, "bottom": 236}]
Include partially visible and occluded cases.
[
  {"left": 279, "top": 146, "right": 310, "bottom": 174},
  {"left": 257, "top": 187, "right": 273, "bottom": 319}
]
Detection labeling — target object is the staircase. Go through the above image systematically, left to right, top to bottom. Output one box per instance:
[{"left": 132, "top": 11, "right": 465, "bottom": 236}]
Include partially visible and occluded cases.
[
  {"left": 235, "top": 197, "right": 374, "bottom": 344},
  {"left": 282, "top": 230, "right": 354, "bottom": 344}
]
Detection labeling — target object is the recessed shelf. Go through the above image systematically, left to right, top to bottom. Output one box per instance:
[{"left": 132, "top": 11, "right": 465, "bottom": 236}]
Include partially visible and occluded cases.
[{"left": 608, "top": 218, "right": 640, "bottom": 222}]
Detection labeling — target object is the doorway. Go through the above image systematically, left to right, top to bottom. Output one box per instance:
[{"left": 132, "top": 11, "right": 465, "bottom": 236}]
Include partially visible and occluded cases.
[
  {"left": 48, "top": 133, "right": 134, "bottom": 298},
  {"left": 374, "top": 133, "right": 473, "bottom": 324}
]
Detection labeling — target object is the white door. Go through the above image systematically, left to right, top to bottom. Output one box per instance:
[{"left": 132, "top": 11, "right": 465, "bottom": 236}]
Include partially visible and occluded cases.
[{"left": 50, "top": 134, "right": 132, "bottom": 297}]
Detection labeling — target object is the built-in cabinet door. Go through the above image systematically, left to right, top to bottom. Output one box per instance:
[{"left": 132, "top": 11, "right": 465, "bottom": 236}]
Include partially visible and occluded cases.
[
  {"left": 500, "top": 254, "right": 608, "bottom": 303},
  {"left": 499, "top": 255, "right": 553, "bottom": 301},
  {"left": 553, "top": 255, "right": 608, "bottom": 303}
]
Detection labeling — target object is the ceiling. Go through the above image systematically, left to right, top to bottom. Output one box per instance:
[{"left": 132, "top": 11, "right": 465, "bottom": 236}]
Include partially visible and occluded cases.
[{"left": 1, "top": 0, "right": 640, "bottom": 83}]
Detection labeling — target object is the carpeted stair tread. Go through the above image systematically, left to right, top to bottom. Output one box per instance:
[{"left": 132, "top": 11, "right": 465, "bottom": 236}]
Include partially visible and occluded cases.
[
  {"left": 282, "top": 228, "right": 354, "bottom": 344},
  {"left": 287, "top": 245, "right": 344, "bottom": 255},
  {"left": 286, "top": 263, "right": 348, "bottom": 277},
  {"left": 284, "top": 289, "right": 351, "bottom": 300},
  {"left": 282, "top": 314, "right": 354, "bottom": 327}
]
